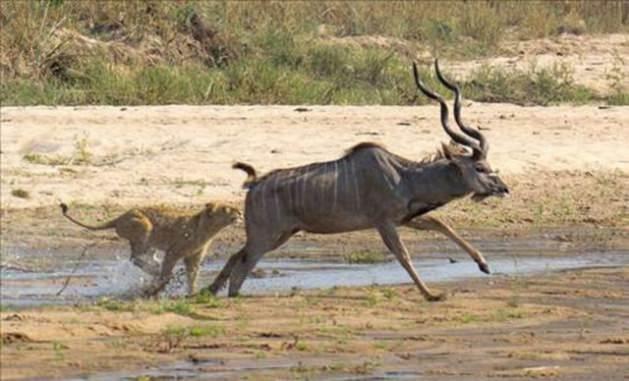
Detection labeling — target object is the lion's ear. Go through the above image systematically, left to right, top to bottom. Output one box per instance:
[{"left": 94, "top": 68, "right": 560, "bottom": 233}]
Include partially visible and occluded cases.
[{"left": 205, "top": 202, "right": 217, "bottom": 213}]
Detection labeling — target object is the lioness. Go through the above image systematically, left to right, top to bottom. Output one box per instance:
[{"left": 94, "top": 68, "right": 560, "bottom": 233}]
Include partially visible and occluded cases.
[{"left": 60, "top": 202, "right": 241, "bottom": 295}]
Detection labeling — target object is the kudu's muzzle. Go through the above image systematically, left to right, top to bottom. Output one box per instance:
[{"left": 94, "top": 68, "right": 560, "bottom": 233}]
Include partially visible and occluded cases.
[
  {"left": 471, "top": 175, "right": 509, "bottom": 202},
  {"left": 493, "top": 176, "right": 510, "bottom": 197}
]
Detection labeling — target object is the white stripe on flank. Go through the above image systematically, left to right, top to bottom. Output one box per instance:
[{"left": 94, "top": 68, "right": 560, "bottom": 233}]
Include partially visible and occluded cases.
[
  {"left": 340, "top": 159, "right": 347, "bottom": 211},
  {"left": 350, "top": 159, "right": 361, "bottom": 210},
  {"left": 332, "top": 161, "right": 339, "bottom": 212},
  {"left": 321, "top": 162, "right": 329, "bottom": 207},
  {"left": 300, "top": 166, "right": 308, "bottom": 216},
  {"left": 382, "top": 167, "right": 395, "bottom": 191},
  {"left": 286, "top": 170, "right": 294, "bottom": 211},
  {"left": 293, "top": 170, "right": 299, "bottom": 215},
  {"left": 273, "top": 175, "right": 281, "bottom": 222},
  {"left": 259, "top": 179, "right": 268, "bottom": 221}
]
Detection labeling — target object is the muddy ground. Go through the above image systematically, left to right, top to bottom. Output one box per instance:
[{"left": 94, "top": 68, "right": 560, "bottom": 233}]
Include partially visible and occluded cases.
[
  {"left": 1, "top": 103, "right": 628, "bottom": 379},
  {"left": 1, "top": 267, "right": 628, "bottom": 380}
]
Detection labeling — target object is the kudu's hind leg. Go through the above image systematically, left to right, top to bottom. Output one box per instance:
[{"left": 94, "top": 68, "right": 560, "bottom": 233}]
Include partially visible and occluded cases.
[
  {"left": 405, "top": 216, "right": 490, "bottom": 274},
  {"left": 377, "top": 222, "right": 446, "bottom": 302},
  {"left": 227, "top": 231, "right": 295, "bottom": 297},
  {"left": 205, "top": 238, "right": 277, "bottom": 296},
  {"left": 206, "top": 248, "right": 246, "bottom": 295}
]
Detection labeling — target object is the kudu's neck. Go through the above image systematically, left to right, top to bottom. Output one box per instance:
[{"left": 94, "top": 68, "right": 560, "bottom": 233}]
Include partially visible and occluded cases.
[{"left": 404, "top": 159, "right": 471, "bottom": 205}]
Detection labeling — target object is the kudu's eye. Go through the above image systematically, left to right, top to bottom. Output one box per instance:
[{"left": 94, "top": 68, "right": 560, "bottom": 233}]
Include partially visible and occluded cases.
[{"left": 475, "top": 165, "right": 488, "bottom": 173}]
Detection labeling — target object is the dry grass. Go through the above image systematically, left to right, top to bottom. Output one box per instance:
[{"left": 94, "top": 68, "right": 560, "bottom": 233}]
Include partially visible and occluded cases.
[
  {"left": 435, "top": 170, "right": 629, "bottom": 228},
  {"left": 10, "top": 188, "right": 30, "bottom": 199}
]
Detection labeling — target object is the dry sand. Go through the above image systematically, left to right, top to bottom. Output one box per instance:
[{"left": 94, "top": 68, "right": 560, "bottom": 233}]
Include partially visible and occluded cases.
[
  {"left": 2, "top": 31, "right": 629, "bottom": 381},
  {"left": 324, "top": 33, "right": 629, "bottom": 96},
  {"left": 450, "top": 33, "right": 629, "bottom": 96},
  {"left": 1, "top": 101, "right": 628, "bottom": 380},
  {"left": 2, "top": 104, "right": 628, "bottom": 210}
]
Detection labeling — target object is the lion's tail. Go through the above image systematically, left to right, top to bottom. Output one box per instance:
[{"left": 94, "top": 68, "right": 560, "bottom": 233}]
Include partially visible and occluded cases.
[{"left": 59, "top": 203, "right": 118, "bottom": 230}]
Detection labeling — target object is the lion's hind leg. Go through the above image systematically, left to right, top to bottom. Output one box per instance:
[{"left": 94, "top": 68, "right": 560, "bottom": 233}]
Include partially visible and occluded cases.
[
  {"left": 118, "top": 212, "right": 161, "bottom": 276},
  {"left": 144, "top": 249, "right": 181, "bottom": 297}
]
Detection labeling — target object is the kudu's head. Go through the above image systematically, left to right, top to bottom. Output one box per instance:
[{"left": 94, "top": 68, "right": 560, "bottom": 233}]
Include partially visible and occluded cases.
[{"left": 413, "top": 60, "right": 509, "bottom": 202}]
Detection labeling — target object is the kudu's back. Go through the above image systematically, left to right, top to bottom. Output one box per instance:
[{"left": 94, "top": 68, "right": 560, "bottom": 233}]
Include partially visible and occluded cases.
[{"left": 239, "top": 144, "right": 408, "bottom": 234}]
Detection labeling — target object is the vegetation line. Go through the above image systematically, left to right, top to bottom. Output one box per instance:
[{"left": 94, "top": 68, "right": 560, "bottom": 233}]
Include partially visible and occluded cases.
[{"left": 1, "top": 1, "right": 627, "bottom": 106}]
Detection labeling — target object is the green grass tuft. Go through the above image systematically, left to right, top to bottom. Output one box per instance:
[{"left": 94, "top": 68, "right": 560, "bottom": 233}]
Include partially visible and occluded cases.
[
  {"left": 11, "top": 189, "right": 30, "bottom": 199},
  {"left": 343, "top": 250, "right": 388, "bottom": 264}
]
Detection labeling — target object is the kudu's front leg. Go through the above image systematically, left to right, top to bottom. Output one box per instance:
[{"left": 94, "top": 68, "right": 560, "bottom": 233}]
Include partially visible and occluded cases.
[
  {"left": 405, "top": 215, "right": 490, "bottom": 274},
  {"left": 377, "top": 222, "right": 446, "bottom": 302}
]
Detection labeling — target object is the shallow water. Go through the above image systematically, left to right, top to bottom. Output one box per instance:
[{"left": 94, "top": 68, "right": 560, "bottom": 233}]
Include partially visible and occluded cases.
[
  {"left": 3, "top": 232, "right": 628, "bottom": 381},
  {"left": 1, "top": 237, "right": 627, "bottom": 308},
  {"left": 75, "top": 358, "right": 424, "bottom": 381}
]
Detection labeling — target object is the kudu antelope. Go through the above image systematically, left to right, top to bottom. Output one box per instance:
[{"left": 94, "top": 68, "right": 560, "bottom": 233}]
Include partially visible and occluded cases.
[{"left": 207, "top": 60, "right": 509, "bottom": 301}]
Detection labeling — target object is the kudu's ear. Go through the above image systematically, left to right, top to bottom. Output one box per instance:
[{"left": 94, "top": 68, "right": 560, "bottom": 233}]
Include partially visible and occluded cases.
[{"left": 441, "top": 143, "right": 453, "bottom": 160}]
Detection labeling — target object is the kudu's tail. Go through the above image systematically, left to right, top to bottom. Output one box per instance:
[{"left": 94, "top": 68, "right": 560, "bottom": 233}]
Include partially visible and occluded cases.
[
  {"left": 232, "top": 162, "right": 257, "bottom": 189},
  {"left": 59, "top": 203, "right": 118, "bottom": 230}
]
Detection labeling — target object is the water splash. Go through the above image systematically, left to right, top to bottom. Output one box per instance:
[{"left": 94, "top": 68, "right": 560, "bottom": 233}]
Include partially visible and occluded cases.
[{"left": 2, "top": 235, "right": 627, "bottom": 308}]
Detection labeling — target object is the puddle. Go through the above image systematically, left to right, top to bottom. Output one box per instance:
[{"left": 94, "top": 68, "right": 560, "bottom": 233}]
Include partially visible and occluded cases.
[
  {"left": 2, "top": 231, "right": 628, "bottom": 380},
  {"left": 2, "top": 234, "right": 628, "bottom": 308},
  {"left": 238, "top": 253, "right": 623, "bottom": 295},
  {"left": 73, "top": 357, "right": 424, "bottom": 381}
]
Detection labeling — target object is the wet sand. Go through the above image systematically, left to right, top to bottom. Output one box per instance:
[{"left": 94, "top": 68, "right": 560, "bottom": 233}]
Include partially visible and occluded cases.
[
  {"left": 2, "top": 230, "right": 628, "bottom": 308},
  {"left": 1, "top": 266, "right": 628, "bottom": 380}
]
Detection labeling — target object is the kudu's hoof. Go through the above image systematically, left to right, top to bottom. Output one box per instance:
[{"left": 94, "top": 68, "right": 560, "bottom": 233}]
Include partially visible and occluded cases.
[
  {"left": 478, "top": 262, "right": 491, "bottom": 274},
  {"left": 205, "top": 284, "right": 220, "bottom": 296},
  {"left": 142, "top": 288, "right": 159, "bottom": 299},
  {"left": 425, "top": 292, "right": 447, "bottom": 302}
]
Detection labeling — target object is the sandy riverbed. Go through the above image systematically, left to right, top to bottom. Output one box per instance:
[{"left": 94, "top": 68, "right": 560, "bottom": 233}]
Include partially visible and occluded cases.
[
  {"left": 1, "top": 104, "right": 628, "bottom": 380},
  {"left": 1, "top": 104, "right": 628, "bottom": 209},
  {"left": 1, "top": 267, "right": 628, "bottom": 380}
]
